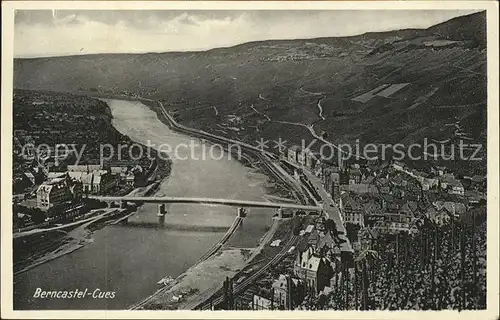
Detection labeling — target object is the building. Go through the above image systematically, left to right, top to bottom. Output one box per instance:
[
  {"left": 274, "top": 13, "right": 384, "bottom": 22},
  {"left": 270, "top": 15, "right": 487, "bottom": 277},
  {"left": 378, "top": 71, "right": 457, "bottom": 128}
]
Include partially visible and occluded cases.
[
  {"left": 286, "top": 145, "right": 318, "bottom": 169},
  {"left": 287, "top": 146, "right": 300, "bottom": 164},
  {"left": 297, "top": 149, "right": 306, "bottom": 166},
  {"left": 303, "top": 149, "right": 317, "bottom": 169},
  {"left": 392, "top": 161, "right": 406, "bottom": 171},
  {"left": 392, "top": 163, "right": 439, "bottom": 191},
  {"left": 67, "top": 164, "right": 103, "bottom": 172},
  {"left": 131, "top": 165, "right": 147, "bottom": 187},
  {"left": 110, "top": 166, "right": 129, "bottom": 181},
  {"left": 433, "top": 166, "right": 448, "bottom": 176},
  {"left": 339, "top": 167, "right": 351, "bottom": 185},
  {"left": 322, "top": 168, "right": 341, "bottom": 203},
  {"left": 323, "top": 169, "right": 339, "bottom": 192},
  {"left": 349, "top": 169, "right": 362, "bottom": 184},
  {"left": 68, "top": 170, "right": 116, "bottom": 195},
  {"left": 68, "top": 171, "right": 85, "bottom": 182},
  {"left": 92, "top": 171, "right": 116, "bottom": 194},
  {"left": 23, "top": 172, "right": 36, "bottom": 185},
  {"left": 47, "top": 172, "right": 67, "bottom": 180},
  {"left": 81, "top": 173, "right": 94, "bottom": 193},
  {"left": 125, "top": 173, "right": 136, "bottom": 186},
  {"left": 92, "top": 174, "right": 105, "bottom": 193},
  {"left": 391, "top": 174, "right": 408, "bottom": 187},
  {"left": 439, "top": 174, "right": 459, "bottom": 189},
  {"left": 470, "top": 175, "right": 486, "bottom": 190},
  {"left": 36, "top": 178, "right": 72, "bottom": 211},
  {"left": 421, "top": 178, "right": 439, "bottom": 191},
  {"left": 443, "top": 178, "right": 465, "bottom": 195},
  {"left": 69, "top": 182, "right": 83, "bottom": 201},
  {"left": 340, "top": 183, "right": 378, "bottom": 195},
  {"left": 450, "top": 183, "right": 465, "bottom": 196},
  {"left": 379, "top": 185, "right": 391, "bottom": 194},
  {"left": 464, "top": 190, "right": 486, "bottom": 207},
  {"left": 340, "top": 193, "right": 364, "bottom": 225},
  {"left": 360, "top": 199, "right": 418, "bottom": 234},
  {"left": 432, "top": 201, "right": 466, "bottom": 217},
  {"left": 425, "top": 206, "right": 452, "bottom": 226},
  {"left": 344, "top": 210, "right": 365, "bottom": 227},
  {"left": 365, "top": 212, "right": 417, "bottom": 235},
  {"left": 315, "top": 216, "right": 327, "bottom": 233},
  {"left": 304, "top": 224, "right": 315, "bottom": 235},
  {"left": 357, "top": 227, "right": 379, "bottom": 250},
  {"left": 307, "top": 228, "right": 321, "bottom": 250},
  {"left": 315, "top": 231, "right": 341, "bottom": 261},
  {"left": 294, "top": 247, "right": 334, "bottom": 294},
  {"left": 272, "top": 274, "right": 303, "bottom": 310},
  {"left": 251, "top": 294, "right": 273, "bottom": 310}
]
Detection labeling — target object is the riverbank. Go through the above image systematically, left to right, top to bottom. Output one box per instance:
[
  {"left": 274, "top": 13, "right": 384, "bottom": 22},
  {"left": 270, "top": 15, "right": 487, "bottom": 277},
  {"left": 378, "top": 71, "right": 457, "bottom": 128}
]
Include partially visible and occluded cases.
[
  {"left": 12, "top": 90, "right": 172, "bottom": 195},
  {"left": 13, "top": 90, "right": 174, "bottom": 274},
  {"left": 13, "top": 174, "right": 167, "bottom": 273},
  {"left": 13, "top": 208, "right": 128, "bottom": 275},
  {"left": 132, "top": 217, "right": 286, "bottom": 310}
]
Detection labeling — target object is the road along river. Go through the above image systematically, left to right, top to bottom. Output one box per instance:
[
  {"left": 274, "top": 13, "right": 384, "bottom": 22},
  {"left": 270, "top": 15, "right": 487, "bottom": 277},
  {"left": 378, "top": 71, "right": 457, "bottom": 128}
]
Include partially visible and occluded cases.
[{"left": 13, "top": 99, "right": 277, "bottom": 310}]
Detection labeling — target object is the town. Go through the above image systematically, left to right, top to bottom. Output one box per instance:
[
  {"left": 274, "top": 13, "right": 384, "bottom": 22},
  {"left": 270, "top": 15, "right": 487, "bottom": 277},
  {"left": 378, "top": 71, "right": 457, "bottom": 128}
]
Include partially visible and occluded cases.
[
  {"left": 12, "top": 90, "right": 171, "bottom": 232},
  {"left": 204, "top": 143, "right": 487, "bottom": 310}
]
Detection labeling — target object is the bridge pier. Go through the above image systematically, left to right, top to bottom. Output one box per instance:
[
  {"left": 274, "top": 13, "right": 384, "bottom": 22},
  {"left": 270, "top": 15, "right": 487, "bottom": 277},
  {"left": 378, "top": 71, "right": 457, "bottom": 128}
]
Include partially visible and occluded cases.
[
  {"left": 293, "top": 169, "right": 300, "bottom": 181},
  {"left": 120, "top": 200, "right": 127, "bottom": 209},
  {"left": 157, "top": 204, "right": 167, "bottom": 216},
  {"left": 157, "top": 204, "right": 167, "bottom": 224},
  {"left": 237, "top": 207, "right": 247, "bottom": 218},
  {"left": 277, "top": 208, "right": 284, "bottom": 218},
  {"left": 158, "top": 214, "right": 165, "bottom": 225}
]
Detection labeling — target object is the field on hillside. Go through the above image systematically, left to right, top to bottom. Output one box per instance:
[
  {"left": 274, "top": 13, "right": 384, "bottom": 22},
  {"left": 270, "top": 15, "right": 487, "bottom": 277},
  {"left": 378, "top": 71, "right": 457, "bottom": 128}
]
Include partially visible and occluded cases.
[{"left": 13, "top": 12, "right": 487, "bottom": 175}]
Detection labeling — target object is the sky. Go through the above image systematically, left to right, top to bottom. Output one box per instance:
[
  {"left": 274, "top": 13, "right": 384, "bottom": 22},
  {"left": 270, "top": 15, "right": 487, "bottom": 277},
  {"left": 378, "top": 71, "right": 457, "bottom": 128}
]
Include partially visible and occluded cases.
[{"left": 14, "top": 9, "right": 481, "bottom": 58}]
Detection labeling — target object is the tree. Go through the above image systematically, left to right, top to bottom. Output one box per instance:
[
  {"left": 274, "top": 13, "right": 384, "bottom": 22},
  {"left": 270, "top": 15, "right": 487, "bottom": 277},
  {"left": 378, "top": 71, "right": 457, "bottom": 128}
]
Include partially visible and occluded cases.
[
  {"left": 30, "top": 208, "right": 46, "bottom": 224},
  {"left": 471, "top": 208, "right": 477, "bottom": 308},
  {"left": 292, "top": 216, "right": 304, "bottom": 235},
  {"left": 325, "top": 219, "right": 335, "bottom": 234},
  {"left": 460, "top": 220, "right": 466, "bottom": 310},
  {"left": 430, "top": 223, "right": 438, "bottom": 309},
  {"left": 355, "top": 248, "right": 380, "bottom": 310},
  {"left": 354, "top": 261, "right": 359, "bottom": 310},
  {"left": 343, "top": 263, "right": 349, "bottom": 309},
  {"left": 317, "top": 293, "right": 327, "bottom": 310}
]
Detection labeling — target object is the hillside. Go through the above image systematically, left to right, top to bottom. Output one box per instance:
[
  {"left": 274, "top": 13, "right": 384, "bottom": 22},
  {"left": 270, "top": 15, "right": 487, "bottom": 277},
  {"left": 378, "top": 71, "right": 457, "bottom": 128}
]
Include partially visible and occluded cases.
[
  {"left": 13, "top": 11, "right": 487, "bottom": 175},
  {"left": 12, "top": 89, "right": 172, "bottom": 193}
]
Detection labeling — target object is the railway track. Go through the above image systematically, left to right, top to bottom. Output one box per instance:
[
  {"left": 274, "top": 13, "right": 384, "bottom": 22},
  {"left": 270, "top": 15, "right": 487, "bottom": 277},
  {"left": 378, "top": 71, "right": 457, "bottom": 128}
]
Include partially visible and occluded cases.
[
  {"left": 256, "top": 154, "right": 310, "bottom": 205},
  {"left": 130, "top": 217, "right": 243, "bottom": 310},
  {"left": 196, "top": 217, "right": 243, "bottom": 264},
  {"left": 195, "top": 235, "right": 298, "bottom": 310}
]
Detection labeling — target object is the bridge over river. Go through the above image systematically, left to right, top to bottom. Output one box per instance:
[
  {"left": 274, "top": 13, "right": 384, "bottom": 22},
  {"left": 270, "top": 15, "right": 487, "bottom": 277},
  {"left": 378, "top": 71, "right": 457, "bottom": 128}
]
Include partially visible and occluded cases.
[{"left": 88, "top": 196, "right": 323, "bottom": 219}]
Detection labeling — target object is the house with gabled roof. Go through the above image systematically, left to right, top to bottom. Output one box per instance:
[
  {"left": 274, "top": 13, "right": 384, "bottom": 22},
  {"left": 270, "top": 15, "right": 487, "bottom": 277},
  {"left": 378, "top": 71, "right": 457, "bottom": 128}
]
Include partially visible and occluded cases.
[
  {"left": 425, "top": 206, "right": 452, "bottom": 226},
  {"left": 293, "top": 247, "right": 334, "bottom": 295},
  {"left": 272, "top": 274, "right": 303, "bottom": 310}
]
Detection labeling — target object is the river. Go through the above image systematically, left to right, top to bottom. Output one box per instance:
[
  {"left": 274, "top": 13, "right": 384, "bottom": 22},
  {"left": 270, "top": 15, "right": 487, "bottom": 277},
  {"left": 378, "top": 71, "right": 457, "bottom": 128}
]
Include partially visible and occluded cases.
[{"left": 13, "top": 99, "right": 275, "bottom": 310}]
